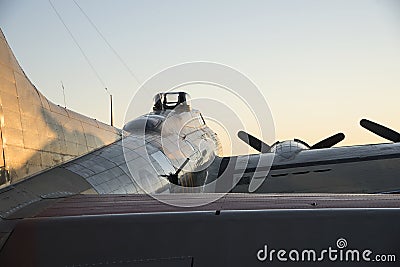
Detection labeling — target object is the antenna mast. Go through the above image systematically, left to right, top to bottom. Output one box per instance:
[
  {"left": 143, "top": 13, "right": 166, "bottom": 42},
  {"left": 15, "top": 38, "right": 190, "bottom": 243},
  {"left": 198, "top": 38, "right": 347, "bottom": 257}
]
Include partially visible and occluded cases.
[
  {"left": 61, "top": 81, "right": 67, "bottom": 108},
  {"left": 110, "top": 94, "right": 114, "bottom": 127}
]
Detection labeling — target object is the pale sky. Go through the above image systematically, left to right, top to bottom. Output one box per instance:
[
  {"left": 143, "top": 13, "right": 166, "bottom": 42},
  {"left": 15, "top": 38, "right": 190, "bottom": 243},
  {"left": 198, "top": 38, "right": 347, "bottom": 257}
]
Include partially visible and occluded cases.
[{"left": 1, "top": 0, "right": 400, "bottom": 154}]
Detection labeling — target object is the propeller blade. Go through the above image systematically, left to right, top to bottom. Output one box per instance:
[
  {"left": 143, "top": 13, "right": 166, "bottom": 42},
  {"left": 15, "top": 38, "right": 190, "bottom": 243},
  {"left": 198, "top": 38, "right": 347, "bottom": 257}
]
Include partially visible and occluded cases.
[
  {"left": 360, "top": 119, "right": 400, "bottom": 142},
  {"left": 237, "top": 131, "right": 271, "bottom": 153},
  {"left": 310, "top": 133, "right": 345, "bottom": 149}
]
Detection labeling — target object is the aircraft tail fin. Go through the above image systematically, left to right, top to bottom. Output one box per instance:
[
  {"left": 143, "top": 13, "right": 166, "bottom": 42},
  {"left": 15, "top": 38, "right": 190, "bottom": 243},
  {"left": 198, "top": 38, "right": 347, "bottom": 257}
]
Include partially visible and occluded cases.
[{"left": 0, "top": 28, "right": 120, "bottom": 185}]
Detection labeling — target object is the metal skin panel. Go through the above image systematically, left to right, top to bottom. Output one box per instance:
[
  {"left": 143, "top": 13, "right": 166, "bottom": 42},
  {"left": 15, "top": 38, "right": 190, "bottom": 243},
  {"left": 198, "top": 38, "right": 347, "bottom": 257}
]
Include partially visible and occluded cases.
[{"left": 0, "top": 28, "right": 121, "bottom": 185}]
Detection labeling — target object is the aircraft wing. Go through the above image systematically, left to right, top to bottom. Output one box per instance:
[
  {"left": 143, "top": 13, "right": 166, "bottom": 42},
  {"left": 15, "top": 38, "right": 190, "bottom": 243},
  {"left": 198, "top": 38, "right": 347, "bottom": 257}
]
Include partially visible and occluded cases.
[{"left": 2, "top": 193, "right": 400, "bottom": 266}]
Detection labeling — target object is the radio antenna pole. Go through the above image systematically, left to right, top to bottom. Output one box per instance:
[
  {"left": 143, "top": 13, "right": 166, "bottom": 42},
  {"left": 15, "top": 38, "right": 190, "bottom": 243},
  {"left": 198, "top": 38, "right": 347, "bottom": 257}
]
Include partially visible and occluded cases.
[
  {"left": 61, "top": 81, "right": 67, "bottom": 108},
  {"left": 109, "top": 92, "right": 114, "bottom": 127}
]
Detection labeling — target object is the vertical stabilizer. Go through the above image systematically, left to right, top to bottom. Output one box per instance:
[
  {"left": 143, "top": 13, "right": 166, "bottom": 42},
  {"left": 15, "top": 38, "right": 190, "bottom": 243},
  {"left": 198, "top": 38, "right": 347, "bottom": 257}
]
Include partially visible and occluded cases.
[{"left": 0, "top": 28, "right": 121, "bottom": 185}]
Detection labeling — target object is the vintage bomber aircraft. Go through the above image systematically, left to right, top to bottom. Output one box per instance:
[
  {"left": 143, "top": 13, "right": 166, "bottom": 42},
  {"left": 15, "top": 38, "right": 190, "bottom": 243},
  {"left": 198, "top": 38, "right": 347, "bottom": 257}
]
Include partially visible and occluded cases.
[
  {"left": 1, "top": 26, "right": 400, "bottom": 208},
  {"left": 2, "top": 28, "right": 400, "bottom": 266}
]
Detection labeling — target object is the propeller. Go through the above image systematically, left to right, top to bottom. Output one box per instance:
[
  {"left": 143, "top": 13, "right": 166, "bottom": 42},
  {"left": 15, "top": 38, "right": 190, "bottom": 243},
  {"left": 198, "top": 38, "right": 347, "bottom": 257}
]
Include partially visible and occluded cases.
[
  {"left": 360, "top": 119, "right": 400, "bottom": 142},
  {"left": 237, "top": 131, "right": 271, "bottom": 153},
  {"left": 238, "top": 131, "right": 345, "bottom": 153},
  {"left": 309, "top": 133, "right": 345, "bottom": 149}
]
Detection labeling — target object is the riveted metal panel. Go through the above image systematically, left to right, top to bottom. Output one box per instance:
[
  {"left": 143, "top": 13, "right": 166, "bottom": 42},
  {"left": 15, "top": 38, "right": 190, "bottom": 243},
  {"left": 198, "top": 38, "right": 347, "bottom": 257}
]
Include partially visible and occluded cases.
[
  {"left": 0, "top": 39, "right": 11, "bottom": 69},
  {"left": 0, "top": 66, "right": 15, "bottom": 86},
  {"left": 14, "top": 73, "right": 40, "bottom": 102},
  {"left": 0, "top": 77, "right": 17, "bottom": 97},
  {"left": 1, "top": 92, "right": 19, "bottom": 113},
  {"left": 19, "top": 100, "right": 42, "bottom": 120},
  {"left": 2, "top": 108, "right": 22, "bottom": 130},
  {"left": 2, "top": 128, "right": 23, "bottom": 147}
]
